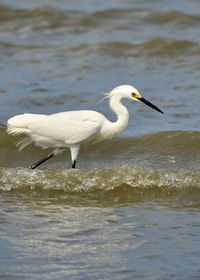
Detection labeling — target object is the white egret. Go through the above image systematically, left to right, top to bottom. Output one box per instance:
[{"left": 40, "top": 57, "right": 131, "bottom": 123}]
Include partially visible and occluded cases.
[{"left": 7, "top": 85, "right": 163, "bottom": 169}]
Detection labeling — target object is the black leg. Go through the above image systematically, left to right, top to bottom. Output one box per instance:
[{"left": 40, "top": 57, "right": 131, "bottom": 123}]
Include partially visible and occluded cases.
[
  {"left": 30, "top": 153, "right": 54, "bottom": 169},
  {"left": 72, "top": 160, "right": 76, "bottom": 169}
]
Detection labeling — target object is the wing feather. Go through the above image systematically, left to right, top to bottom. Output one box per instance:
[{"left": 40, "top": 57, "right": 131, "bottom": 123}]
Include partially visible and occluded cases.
[{"left": 27, "top": 111, "right": 102, "bottom": 145}]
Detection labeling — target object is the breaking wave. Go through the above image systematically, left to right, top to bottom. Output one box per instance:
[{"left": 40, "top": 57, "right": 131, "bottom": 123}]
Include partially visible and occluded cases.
[
  {"left": 0, "top": 126, "right": 200, "bottom": 206},
  {"left": 0, "top": 165, "right": 199, "bottom": 193}
]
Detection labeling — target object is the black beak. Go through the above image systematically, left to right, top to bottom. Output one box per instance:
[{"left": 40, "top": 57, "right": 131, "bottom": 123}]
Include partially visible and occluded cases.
[{"left": 138, "top": 97, "right": 164, "bottom": 114}]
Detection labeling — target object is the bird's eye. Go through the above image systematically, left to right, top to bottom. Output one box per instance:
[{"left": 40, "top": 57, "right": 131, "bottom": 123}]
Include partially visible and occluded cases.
[{"left": 131, "top": 92, "right": 137, "bottom": 98}]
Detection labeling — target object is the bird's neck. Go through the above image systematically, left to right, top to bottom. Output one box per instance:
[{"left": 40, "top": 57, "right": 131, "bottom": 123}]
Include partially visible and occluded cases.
[{"left": 109, "top": 95, "right": 129, "bottom": 135}]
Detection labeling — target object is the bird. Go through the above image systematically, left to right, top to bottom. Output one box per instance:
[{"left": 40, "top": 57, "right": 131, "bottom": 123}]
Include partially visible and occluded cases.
[{"left": 7, "top": 85, "right": 163, "bottom": 169}]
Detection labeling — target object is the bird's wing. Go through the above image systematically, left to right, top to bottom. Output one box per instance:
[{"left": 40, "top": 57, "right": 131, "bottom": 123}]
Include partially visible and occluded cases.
[{"left": 28, "top": 114, "right": 102, "bottom": 144}]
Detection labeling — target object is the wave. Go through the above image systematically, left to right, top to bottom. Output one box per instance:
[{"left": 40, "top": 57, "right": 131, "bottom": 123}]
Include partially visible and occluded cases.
[
  {"left": 0, "top": 4, "right": 83, "bottom": 33},
  {"left": 1, "top": 4, "right": 199, "bottom": 58},
  {"left": 0, "top": 5, "right": 69, "bottom": 23},
  {"left": 2, "top": 5, "right": 198, "bottom": 29},
  {"left": 146, "top": 10, "right": 200, "bottom": 26},
  {"left": 1, "top": 37, "right": 199, "bottom": 58},
  {"left": 68, "top": 38, "right": 200, "bottom": 58},
  {"left": 92, "top": 39, "right": 200, "bottom": 58},
  {"left": 0, "top": 127, "right": 200, "bottom": 169},
  {"left": 1, "top": 127, "right": 200, "bottom": 206},
  {"left": 1, "top": 127, "right": 200, "bottom": 150},
  {"left": 0, "top": 165, "right": 199, "bottom": 191},
  {"left": 0, "top": 166, "right": 200, "bottom": 209}
]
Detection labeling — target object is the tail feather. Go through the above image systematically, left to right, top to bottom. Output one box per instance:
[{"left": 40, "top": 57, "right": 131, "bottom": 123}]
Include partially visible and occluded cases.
[
  {"left": 7, "top": 113, "right": 39, "bottom": 135},
  {"left": 7, "top": 113, "right": 51, "bottom": 151},
  {"left": 7, "top": 126, "right": 31, "bottom": 135},
  {"left": 17, "top": 137, "right": 33, "bottom": 150}
]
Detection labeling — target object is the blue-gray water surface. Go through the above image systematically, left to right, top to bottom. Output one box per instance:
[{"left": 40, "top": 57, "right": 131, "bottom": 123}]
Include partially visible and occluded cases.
[{"left": 0, "top": 0, "right": 200, "bottom": 279}]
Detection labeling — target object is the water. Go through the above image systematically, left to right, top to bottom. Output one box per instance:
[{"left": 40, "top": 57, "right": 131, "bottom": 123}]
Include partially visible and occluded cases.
[{"left": 0, "top": 0, "right": 200, "bottom": 279}]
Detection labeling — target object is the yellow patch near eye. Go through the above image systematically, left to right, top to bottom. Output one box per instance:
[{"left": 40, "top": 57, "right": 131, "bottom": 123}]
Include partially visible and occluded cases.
[{"left": 132, "top": 92, "right": 142, "bottom": 99}]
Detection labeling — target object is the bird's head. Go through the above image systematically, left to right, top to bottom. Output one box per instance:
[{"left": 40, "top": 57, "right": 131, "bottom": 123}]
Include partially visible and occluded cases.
[{"left": 109, "top": 85, "right": 164, "bottom": 114}]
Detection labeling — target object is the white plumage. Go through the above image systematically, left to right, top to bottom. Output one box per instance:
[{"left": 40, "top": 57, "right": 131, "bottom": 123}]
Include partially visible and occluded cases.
[{"left": 7, "top": 85, "right": 163, "bottom": 169}]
